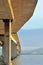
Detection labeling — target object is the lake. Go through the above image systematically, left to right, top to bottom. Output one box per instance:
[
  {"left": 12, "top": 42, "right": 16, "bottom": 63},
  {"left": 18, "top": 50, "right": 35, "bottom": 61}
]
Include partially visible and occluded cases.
[{"left": 12, "top": 55, "right": 43, "bottom": 65}]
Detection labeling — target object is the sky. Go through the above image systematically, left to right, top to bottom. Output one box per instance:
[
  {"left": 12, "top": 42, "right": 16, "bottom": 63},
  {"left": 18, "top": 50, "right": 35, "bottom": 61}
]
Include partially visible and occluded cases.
[{"left": 21, "top": 0, "right": 43, "bottom": 30}]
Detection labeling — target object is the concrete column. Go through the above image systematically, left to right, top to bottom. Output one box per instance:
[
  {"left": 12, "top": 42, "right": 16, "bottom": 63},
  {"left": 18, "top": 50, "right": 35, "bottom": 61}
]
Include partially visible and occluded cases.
[
  {"left": 3, "top": 19, "right": 12, "bottom": 65},
  {"left": 11, "top": 33, "right": 21, "bottom": 56},
  {"left": 11, "top": 41, "right": 17, "bottom": 59}
]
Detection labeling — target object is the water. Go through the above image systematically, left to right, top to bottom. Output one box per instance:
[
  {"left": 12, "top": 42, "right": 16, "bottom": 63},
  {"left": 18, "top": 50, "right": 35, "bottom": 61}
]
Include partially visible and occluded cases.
[{"left": 12, "top": 55, "right": 43, "bottom": 65}]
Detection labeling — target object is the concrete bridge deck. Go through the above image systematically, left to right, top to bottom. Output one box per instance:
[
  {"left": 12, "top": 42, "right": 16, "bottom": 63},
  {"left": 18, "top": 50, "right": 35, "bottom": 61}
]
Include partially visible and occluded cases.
[{"left": 0, "top": 0, "right": 38, "bottom": 65}]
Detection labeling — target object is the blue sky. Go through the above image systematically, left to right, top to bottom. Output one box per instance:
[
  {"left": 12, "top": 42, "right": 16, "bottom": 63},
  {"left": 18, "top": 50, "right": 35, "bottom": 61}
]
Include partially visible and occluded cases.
[{"left": 21, "top": 0, "right": 43, "bottom": 30}]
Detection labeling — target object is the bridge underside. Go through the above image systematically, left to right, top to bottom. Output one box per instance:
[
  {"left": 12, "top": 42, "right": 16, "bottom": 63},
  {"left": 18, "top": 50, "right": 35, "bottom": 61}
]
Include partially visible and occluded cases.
[{"left": 0, "top": 0, "right": 37, "bottom": 65}]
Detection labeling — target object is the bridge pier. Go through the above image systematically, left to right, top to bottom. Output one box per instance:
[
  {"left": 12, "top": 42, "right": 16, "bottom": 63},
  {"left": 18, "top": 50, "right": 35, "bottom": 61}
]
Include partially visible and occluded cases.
[
  {"left": 3, "top": 19, "right": 12, "bottom": 65},
  {"left": 0, "top": 20, "right": 21, "bottom": 65}
]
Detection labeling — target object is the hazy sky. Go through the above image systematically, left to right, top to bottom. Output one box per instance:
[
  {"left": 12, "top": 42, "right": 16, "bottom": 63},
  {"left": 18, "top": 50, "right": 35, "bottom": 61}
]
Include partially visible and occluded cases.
[{"left": 21, "top": 0, "right": 43, "bottom": 30}]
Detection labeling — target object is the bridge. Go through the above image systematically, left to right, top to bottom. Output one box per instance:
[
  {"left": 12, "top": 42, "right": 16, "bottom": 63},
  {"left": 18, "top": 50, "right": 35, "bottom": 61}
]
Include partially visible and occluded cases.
[{"left": 0, "top": 0, "right": 37, "bottom": 65}]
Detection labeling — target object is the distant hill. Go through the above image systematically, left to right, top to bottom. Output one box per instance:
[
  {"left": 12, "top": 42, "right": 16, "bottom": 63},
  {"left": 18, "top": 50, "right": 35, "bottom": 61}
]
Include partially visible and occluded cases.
[
  {"left": 21, "top": 47, "right": 43, "bottom": 55},
  {"left": 29, "top": 47, "right": 43, "bottom": 55}
]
